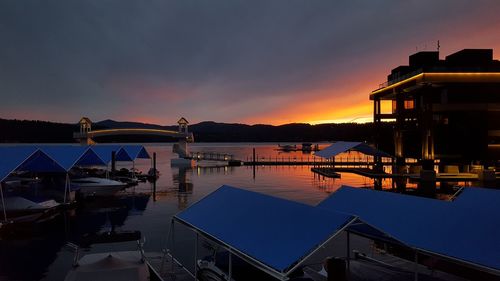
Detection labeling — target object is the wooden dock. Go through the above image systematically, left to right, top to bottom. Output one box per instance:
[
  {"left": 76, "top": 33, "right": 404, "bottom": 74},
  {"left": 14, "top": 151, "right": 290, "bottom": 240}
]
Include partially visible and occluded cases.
[
  {"left": 311, "top": 167, "right": 341, "bottom": 178},
  {"left": 311, "top": 167, "right": 489, "bottom": 182}
]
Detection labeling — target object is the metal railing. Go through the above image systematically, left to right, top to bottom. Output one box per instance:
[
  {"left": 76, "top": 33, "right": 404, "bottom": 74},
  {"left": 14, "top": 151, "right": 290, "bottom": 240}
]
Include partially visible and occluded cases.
[{"left": 189, "top": 152, "right": 234, "bottom": 161}]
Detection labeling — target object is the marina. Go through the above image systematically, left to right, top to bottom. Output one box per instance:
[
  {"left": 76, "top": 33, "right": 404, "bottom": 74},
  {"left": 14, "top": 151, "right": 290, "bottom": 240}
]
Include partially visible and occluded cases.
[
  {"left": 1, "top": 1, "right": 500, "bottom": 278},
  {"left": 0, "top": 142, "right": 498, "bottom": 280}
]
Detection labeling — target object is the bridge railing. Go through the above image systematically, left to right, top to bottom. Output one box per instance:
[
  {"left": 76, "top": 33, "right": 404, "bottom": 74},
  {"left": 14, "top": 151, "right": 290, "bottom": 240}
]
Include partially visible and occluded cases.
[{"left": 189, "top": 152, "right": 234, "bottom": 161}]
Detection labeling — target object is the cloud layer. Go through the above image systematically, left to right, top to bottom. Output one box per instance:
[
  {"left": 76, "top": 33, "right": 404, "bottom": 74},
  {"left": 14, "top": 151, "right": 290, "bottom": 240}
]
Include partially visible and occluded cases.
[{"left": 1, "top": 0, "right": 500, "bottom": 124}]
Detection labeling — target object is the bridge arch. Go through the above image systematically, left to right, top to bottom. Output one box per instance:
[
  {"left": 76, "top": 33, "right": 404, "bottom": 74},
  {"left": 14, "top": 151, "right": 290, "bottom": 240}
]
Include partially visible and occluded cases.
[{"left": 73, "top": 117, "right": 194, "bottom": 157}]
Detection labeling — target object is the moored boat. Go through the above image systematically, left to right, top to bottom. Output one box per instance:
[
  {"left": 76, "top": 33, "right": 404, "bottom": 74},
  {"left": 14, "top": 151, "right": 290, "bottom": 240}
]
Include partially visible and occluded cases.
[
  {"left": 277, "top": 144, "right": 297, "bottom": 152},
  {"left": 70, "top": 177, "right": 127, "bottom": 197},
  {"left": 0, "top": 196, "right": 61, "bottom": 223},
  {"left": 64, "top": 231, "right": 164, "bottom": 281}
]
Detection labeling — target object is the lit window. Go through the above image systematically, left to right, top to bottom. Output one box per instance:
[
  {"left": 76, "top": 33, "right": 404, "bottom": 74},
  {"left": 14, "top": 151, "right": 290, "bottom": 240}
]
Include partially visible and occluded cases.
[{"left": 404, "top": 100, "right": 414, "bottom": 109}]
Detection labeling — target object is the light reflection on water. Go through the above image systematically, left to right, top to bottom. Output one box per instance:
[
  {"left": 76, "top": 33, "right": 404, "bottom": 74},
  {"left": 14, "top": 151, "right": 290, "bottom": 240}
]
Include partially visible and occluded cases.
[{"left": 0, "top": 143, "right": 452, "bottom": 280}]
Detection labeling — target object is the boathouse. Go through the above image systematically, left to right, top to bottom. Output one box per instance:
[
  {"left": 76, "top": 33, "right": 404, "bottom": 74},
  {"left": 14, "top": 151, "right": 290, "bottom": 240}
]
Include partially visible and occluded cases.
[{"left": 371, "top": 49, "right": 500, "bottom": 169}]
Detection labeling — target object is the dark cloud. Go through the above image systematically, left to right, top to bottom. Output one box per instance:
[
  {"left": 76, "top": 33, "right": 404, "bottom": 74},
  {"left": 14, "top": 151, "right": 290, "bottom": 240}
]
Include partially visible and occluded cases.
[{"left": 1, "top": 0, "right": 499, "bottom": 124}]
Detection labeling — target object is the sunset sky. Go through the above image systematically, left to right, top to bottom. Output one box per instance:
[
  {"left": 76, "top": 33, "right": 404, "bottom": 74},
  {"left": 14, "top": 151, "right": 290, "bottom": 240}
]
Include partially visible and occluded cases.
[{"left": 1, "top": 1, "right": 500, "bottom": 125}]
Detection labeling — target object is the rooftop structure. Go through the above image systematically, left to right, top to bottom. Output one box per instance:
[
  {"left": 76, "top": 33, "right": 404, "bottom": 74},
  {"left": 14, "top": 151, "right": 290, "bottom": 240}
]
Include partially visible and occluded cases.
[{"left": 371, "top": 49, "right": 500, "bottom": 167}]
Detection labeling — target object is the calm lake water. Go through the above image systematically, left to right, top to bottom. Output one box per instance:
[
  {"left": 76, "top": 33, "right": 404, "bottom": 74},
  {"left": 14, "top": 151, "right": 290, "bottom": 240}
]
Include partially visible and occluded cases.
[{"left": 0, "top": 143, "right": 430, "bottom": 280}]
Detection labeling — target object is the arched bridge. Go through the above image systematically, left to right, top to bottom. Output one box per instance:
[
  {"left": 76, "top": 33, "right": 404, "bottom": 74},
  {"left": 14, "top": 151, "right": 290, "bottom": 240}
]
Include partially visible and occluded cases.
[
  {"left": 74, "top": 117, "right": 194, "bottom": 157},
  {"left": 79, "top": 128, "right": 192, "bottom": 141}
]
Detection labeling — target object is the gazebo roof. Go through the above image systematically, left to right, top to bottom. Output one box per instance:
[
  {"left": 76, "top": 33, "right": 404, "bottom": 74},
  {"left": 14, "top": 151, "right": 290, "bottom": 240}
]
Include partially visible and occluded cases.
[
  {"left": 79, "top": 117, "right": 92, "bottom": 124},
  {"left": 177, "top": 117, "right": 189, "bottom": 125}
]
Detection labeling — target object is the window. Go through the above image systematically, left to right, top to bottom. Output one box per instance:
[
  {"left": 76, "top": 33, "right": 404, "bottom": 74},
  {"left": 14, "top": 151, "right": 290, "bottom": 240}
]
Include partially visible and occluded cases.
[{"left": 404, "top": 99, "right": 414, "bottom": 110}]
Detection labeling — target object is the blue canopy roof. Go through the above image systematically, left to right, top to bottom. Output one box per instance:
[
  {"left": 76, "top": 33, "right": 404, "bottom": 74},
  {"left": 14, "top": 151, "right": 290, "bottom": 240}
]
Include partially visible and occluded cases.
[
  {"left": 315, "top": 141, "right": 392, "bottom": 158},
  {"left": 91, "top": 145, "right": 133, "bottom": 163},
  {"left": 122, "top": 145, "right": 150, "bottom": 160},
  {"left": 0, "top": 146, "right": 38, "bottom": 182},
  {"left": 37, "top": 146, "right": 106, "bottom": 171},
  {"left": 16, "top": 149, "right": 67, "bottom": 173},
  {"left": 175, "top": 185, "right": 356, "bottom": 276},
  {"left": 317, "top": 186, "right": 500, "bottom": 273}
]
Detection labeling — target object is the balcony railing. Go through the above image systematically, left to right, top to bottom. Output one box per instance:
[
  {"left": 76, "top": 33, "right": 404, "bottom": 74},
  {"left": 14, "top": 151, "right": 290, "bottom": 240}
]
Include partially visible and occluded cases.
[{"left": 377, "top": 68, "right": 423, "bottom": 90}]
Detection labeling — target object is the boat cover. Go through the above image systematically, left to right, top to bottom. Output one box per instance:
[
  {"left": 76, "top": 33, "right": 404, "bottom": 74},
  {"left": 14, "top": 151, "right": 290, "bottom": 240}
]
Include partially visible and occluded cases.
[
  {"left": 315, "top": 141, "right": 392, "bottom": 158},
  {"left": 91, "top": 145, "right": 133, "bottom": 163},
  {"left": 122, "top": 145, "right": 150, "bottom": 160},
  {"left": 0, "top": 146, "right": 39, "bottom": 182},
  {"left": 38, "top": 146, "right": 106, "bottom": 171},
  {"left": 16, "top": 149, "right": 67, "bottom": 173},
  {"left": 174, "top": 185, "right": 357, "bottom": 276},
  {"left": 317, "top": 186, "right": 500, "bottom": 273}
]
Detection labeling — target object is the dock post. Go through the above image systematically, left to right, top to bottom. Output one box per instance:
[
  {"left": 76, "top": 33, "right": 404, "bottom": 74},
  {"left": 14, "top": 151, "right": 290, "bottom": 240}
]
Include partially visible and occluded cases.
[
  {"left": 252, "top": 148, "right": 256, "bottom": 179},
  {"left": 153, "top": 152, "right": 157, "bottom": 201},
  {"left": 419, "top": 159, "right": 436, "bottom": 196}
]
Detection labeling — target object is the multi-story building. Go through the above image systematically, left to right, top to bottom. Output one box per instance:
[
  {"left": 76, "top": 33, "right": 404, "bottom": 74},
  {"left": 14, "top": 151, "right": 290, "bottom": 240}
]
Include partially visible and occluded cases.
[{"left": 371, "top": 49, "right": 500, "bottom": 169}]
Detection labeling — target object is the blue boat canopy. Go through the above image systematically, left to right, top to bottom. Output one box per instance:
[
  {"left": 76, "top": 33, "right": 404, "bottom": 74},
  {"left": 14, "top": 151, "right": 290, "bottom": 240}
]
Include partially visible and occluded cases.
[
  {"left": 315, "top": 141, "right": 392, "bottom": 159},
  {"left": 91, "top": 145, "right": 133, "bottom": 163},
  {"left": 122, "top": 145, "right": 150, "bottom": 160},
  {"left": 0, "top": 146, "right": 39, "bottom": 182},
  {"left": 37, "top": 146, "right": 106, "bottom": 171},
  {"left": 16, "top": 149, "right": 67, "bottom": 173},
  {"left": 174, "top": 185, "right": 357, "bottom": 278},
  {"left": 317, "top": 186, "right": 500, "bottom": 274}
]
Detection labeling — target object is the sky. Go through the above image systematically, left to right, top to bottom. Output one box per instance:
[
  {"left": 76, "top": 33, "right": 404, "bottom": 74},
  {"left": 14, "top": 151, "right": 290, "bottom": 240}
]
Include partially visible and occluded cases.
[{"left": 1, "top": 0, "right": 500, "bottom": 125}]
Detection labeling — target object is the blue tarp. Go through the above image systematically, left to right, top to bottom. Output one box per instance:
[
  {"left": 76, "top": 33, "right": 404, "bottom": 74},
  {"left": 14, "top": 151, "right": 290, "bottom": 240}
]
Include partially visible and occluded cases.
[
  {"left": 91, "top": 145, "right": 133, "bottom": 163},
  {"left": 122, "top": 145, "right": 150, "bottom": 160},
  {"left": 0, "top": 146, "right": 38, "bottom": 182},
  {"left": 37, "top": 146, "right": 106, "bottom": 171},
  {"left": 175, "top": 185, "right": 356, "bottom": 275},
  {"left": 317, "top": 186, "right": 500, "bottom": 273}
]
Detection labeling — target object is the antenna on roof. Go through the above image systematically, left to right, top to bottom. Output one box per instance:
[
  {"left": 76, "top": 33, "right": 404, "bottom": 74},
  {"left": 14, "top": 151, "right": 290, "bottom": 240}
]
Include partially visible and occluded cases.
[{"left": 437, "top": 40, "right": 441, "bottom": 52}]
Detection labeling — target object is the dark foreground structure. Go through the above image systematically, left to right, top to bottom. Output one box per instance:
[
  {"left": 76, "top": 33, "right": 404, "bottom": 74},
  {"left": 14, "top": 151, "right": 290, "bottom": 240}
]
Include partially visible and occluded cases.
[{"left": 371, "top": 49, "right": 500, "bottom": 171}]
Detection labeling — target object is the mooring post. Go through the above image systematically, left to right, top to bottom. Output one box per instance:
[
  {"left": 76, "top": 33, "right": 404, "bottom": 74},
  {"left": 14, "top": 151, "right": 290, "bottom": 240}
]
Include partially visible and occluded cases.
[
  {"left": 252, "top": 148, "right": 256, "bottom": 164},
  {"left": 153, "top": 152, "right": 157, "bottom": 201}
]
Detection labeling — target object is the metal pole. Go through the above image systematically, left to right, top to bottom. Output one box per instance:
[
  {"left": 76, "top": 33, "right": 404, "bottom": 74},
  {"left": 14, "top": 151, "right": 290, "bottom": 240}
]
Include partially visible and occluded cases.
[
  {"left": 111, "top": 151, "right": 116, "bottom": 176},
  {"left": 153, "top": 152, "right": 157, "bottom": 202},
  {"left": 64, "top": 173, "right": 69, "bottom": 204},
  {"left": 1, "top": 183, "right": 7, "bottom": 222},
  {"left": 171, "top": 220, "right": 175, "bottom": 272},
  {"left": 346, "top": 231, "right": 350, "bottom": 272},
  {"left": 194, "top": 233, "right": 198, "bottom": 280},
  {"left": 414, "top": 250, "right": 419, "bottom": 281},
  {"left": 228, "top": 251, "right": 232, "bottom": 281}
]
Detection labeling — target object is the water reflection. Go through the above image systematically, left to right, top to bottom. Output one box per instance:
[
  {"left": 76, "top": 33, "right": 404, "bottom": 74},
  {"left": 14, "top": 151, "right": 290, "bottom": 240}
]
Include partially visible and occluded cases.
[
  {"left": 0, "top": 143, "right": 475, "bottom": 281},
  {"left": 172, "top": 166, "right": 193, "bottom": 210}
]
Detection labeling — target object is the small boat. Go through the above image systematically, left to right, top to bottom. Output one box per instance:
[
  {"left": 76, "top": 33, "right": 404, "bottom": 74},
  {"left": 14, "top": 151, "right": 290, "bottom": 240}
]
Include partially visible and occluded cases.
[
  {"left": 301, "top": 143, "right": 313, "bottom": 152},
  {"left": 277, "top": 144, "right": 297, "bottom": 152},
  {"left": 112, "top": 176, "right": 139, "bottom": 187},
  {"left": 3, "top": 177, "right": 42, "bottom": 189},
  {"left": 71, "top": 177, "right": 127, "bottom": 197},
  {"left": 0, "top": 196, "right": 61, "bottom": 223},
  {"left": 64, "top": 231, "right": 164, "bottom": 281}
]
